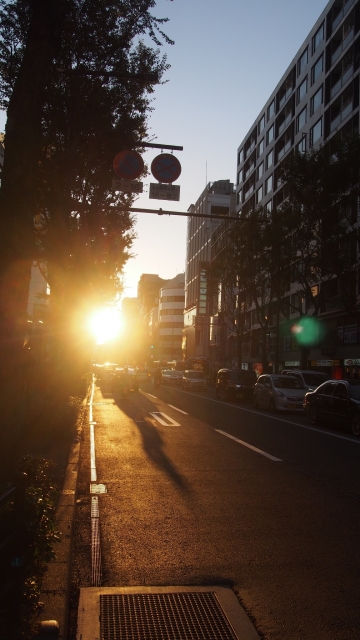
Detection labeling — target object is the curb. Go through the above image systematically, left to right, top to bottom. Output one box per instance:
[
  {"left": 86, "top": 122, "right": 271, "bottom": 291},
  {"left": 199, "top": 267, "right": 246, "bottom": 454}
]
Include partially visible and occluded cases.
[{"left": 37, "top": 395, "right": 87, "bottom": 639}]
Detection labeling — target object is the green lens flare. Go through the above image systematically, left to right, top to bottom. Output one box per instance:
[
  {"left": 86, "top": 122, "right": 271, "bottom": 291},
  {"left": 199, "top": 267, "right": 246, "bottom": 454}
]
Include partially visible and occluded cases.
[{"left": 291, "top": 317, "right": 324, "bottom": 346}]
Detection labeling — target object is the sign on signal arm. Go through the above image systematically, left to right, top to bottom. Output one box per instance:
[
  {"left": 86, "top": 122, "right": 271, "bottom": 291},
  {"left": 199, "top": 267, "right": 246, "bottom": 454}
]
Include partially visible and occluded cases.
[
  {"left": 112, "top": 178, "right": 143, "bottom": 193},
  {"left": 149, "top": 183, "right": 180, "bottom": 201}
]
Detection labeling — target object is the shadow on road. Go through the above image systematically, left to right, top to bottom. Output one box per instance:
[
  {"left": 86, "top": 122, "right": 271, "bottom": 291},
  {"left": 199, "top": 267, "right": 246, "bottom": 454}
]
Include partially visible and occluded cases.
[{"left": 110, "top": 384, "right": 192, "bottom": 496}]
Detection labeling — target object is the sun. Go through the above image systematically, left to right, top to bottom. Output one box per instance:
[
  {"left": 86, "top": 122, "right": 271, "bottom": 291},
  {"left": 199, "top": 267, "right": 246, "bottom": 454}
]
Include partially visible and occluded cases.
[{"left": 88, "top": 307, "right": 122, "bottom": 344}]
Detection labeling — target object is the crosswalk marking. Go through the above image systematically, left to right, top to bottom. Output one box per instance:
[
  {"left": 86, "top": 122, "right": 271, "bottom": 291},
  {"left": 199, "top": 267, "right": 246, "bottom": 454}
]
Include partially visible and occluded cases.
[{"left": 150, "top": 412, "right": 181, "bottom": 427}]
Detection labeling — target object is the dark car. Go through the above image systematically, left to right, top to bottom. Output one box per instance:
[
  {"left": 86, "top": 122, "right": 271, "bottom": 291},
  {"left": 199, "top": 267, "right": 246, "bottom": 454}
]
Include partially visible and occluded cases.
[
  {"left": 111, "top": 367, "right": 139, "bottom": 393},
  {"left": 216, "top": 369, "right": 257, "bottom": 401},
  {"left": 303, "top": 379, "right": 360, "bottom": 436}
]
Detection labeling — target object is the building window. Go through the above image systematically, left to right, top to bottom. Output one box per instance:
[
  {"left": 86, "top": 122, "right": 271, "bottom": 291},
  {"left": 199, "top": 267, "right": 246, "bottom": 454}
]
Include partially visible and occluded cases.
[
  {"left": 312, "top": 22, "right": 324, "bottom": 53},
  {"left": 297, "top": 47, "right": 308, "bottom": 75},
  {"left": 311, "top": 54, "right": 323, "bottom": 84},
  {"left": 297, "top": 76, "right": 307, "bottom": 103},
  {"left": 310, "top": 85, "right": 323, "bottom": 115},
  {"left": 267, "top": 99, "right": 275, "bottom": 120},
  {"left": 297, "top": 106, "right": 307, "bottom": 132},
  {"left": 258, "top": 114, "right": 265, "bottom": 133},
  {"left": 310, "top": 117, "right": 322, "bottom": 146},
  {"left": 266, "top": 125, "right": 274, "bottom": 145},
  {"left": 296, "top": 136, "right": 306, "bottom": 154},
  {"left": 257, "top": 138, "right": 264, "bottom": 156},
  {"left": 238, "top": 148, "right": 244, "bottom": 165},
  {"left": 266, "top": 149, "right": 273, "bottom": 169},
  {"left": 257, "top": 162, "right": 264, "bottom": 179},
  {"left": 265, "top": 175, "right": 273, "bottom": 195},
  {"left": 256, "top": 185, "right": 263, "bottom": 204},
  {"left": 237, "top": 189, "right": 242, "bottom": 205},
  {"left": 265, "top": 200, "right": 272, "bottom": 216}
]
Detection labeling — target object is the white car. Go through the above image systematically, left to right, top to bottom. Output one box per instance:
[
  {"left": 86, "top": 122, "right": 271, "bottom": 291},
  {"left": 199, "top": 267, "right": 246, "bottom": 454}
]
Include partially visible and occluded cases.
[
  {"left": 161, "top": 369, "right": 183, "bottom": 386},
  {"left": 182, "top": 370, "right": 207, "bottom": 391},
  {"left": 254, "top": 374, "right": 306, "bottom": 412}
]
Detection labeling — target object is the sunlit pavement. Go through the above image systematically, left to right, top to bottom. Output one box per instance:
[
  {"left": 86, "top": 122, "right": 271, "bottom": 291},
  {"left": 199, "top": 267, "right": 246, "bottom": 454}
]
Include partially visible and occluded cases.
[{"left": 68, "top": 377, "right": 360, "bottom": 640}]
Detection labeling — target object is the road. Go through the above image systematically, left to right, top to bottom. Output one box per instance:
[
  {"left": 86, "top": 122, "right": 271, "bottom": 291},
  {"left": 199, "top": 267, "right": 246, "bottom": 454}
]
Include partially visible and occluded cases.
[{"left": 71, "top": 379, "right": 360, "bottom": 640}]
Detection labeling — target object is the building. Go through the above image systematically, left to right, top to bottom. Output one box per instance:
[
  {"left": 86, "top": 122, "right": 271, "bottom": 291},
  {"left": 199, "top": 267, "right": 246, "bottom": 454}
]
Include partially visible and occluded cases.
[
  {"left": 233, "top": 0, "right": 360, "bottom": 377},
  {"left": 183, "top": 180, "right": 235, "bottom": 362},
  {"left": 158, "top": 273, "right": 185, "bottom": 362},
  {"left": 137, "top": 274, "right": 168, "bottom": 363}
]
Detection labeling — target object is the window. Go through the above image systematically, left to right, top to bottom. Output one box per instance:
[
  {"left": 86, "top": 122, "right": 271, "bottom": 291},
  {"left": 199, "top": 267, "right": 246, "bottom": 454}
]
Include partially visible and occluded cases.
[
  {"left": 312, "top": 22, "right": 324, "bottom": 53},
  {"left": 298, "top": 47, "right": 308, "bottom": 75},
  {"left": 311, "top": 54, "right": 323, "bottom": 84},
  {"left": 297, "top": 77, "right": 307, "bottom": 103},
  {"left": 311, "top": 85, "right": 323, "bottom": 114},
  {"left": 267, "top": 99, "right": 275, "bottom": 120},
  {"left": 297, "top": 106, "right": 307, "bottom": 132},
  {"left": 258, "top": 114, "right": 265, "bottom": 133},
  {"left": 310, "top": 117, "right": 322, "bottom": 145},
  {"left": 266, "top": 125, "right": 274, "bottom": 145},
  {"left": 296, "top": 137, "right": 306, "bottom": 154},
  {"left": 257, "top": 138, "right": 264, "bottom": 156},
  {"left": 238, "top": 148, "right": 244, "bottom": 165},
  {"left": 266, "top": 149, "right": 273, "bottom": 169},
  {"left": 257, "top": 162, "right": 264, "bottom": 179},
  {"left": 237, "top": 170, "right": 241, "bottom": 185},
  {"left": 265, "top": 175, "right": 273, "bottom": 195},
  {"left": 256, "top": 185, "right": 263, "bottom": 203},
  {"left": 237, "top": 189, "right": 242, "bottom": 205},
  {"left": 265, "top": 200, "right": 272, "bottom": 215}
]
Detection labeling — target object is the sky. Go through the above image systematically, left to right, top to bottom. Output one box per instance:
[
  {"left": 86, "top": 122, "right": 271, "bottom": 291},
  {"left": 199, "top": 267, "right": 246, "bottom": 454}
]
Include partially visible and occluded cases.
[{"left": 0, "top": 0, "right": 329, "bottom": 299}]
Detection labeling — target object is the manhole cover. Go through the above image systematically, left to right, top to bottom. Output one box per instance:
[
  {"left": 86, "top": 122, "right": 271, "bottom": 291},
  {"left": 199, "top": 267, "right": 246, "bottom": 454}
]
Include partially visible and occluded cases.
[{"left": 100, "top": 592, "right": 238, "bottom": 640}]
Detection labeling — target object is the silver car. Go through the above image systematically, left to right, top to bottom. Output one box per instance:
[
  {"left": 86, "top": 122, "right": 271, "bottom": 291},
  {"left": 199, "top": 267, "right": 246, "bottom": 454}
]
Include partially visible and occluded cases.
[
  {"left": 161, "top": 369, "right": 183, "bottom": 386},
  {"left": 182, "top": 370, "right": 207, "bottom": 391},
  {"left": 254, "top": 374, "right": 306, "bottom": 412}
]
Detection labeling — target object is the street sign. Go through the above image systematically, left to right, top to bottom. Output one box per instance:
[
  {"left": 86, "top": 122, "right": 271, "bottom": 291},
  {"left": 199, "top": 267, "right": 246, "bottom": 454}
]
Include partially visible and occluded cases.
[
  {"left": 113, "top": 150, "right": 144, "bottom": 180},
  {"left": 151, "top": 153, "right": 181, "bottom": 183},
  {"left": 112, "top": 178, "right": 143, "bottom": 193},
  {"left": 149, "top": 183, "right": 180, "bottom": 201}
]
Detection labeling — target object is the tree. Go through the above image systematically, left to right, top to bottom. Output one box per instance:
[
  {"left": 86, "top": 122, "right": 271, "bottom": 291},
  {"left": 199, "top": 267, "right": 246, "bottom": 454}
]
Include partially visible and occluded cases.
[{"left": 0, "top": 0, "right": 172, "bottom": 464}]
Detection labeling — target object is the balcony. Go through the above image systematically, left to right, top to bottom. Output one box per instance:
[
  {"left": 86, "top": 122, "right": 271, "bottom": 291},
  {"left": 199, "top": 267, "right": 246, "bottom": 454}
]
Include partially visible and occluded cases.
[
  {"left": 332, "top": 0, "right": 355, "bottom": 32},
  {"left": 331, "top": 27, "right": 354, "bottom": 64},
  {"left": 330, "top": 63, "right": 354, "bottom": 99},
  {"left": 278, "top": 87, "right": 293, "bottom": 110},
  {"left": 330, "top": 99, "right": 353, "bottom": 132}
]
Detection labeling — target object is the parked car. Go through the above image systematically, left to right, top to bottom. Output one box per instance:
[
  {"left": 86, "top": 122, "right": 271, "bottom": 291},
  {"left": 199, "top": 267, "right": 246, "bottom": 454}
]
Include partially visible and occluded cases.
[
  {"left": 96, "top": 362, "right": 119, "bottom": 385},
  {"left": 112, "top": 367, "right": 139, "bottom": 393},
  {"left": 161, "top": 369, "right": 183, "bottom": 386},
  {"left": 216, "top": 369, "right": 257, "bottom": 401},
  {"left": 281, "top": 369, "right": 330, "bottom": 391},
  {"left": 182, "top": 370, "right": 207, "bottom": 391},
  {"left": 254, "top": 374, "right": 307, "bottom": 412},
  {"left": 303, "top": 379, "right": 360, "bottom": 436}
]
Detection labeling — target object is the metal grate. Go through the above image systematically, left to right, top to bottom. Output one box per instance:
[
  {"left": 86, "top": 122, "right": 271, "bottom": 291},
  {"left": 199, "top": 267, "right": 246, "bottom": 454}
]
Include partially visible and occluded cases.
[{"left": 100, "top": 592, "right": 239, "bottom": 640}]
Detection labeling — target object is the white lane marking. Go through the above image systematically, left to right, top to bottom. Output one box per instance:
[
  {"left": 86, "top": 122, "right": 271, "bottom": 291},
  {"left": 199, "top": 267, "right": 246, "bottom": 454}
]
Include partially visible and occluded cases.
[
  {"left": 90, "top": 376, "right": 97, "bottom": 482},
  {"left": 146, "top": 392, "right": 158, "bottom": 398},
  {"left": 197, "top": 395, "right": 360, "bottom": 445},
  {"left": 168, "top": 404, "right": 188, "bottom": 415},
  {"left": 150, "top": 412, "right": 181, "bottom": 427},
  {"left": 215, "top": 429, "right": 283, "bottom": 462}
]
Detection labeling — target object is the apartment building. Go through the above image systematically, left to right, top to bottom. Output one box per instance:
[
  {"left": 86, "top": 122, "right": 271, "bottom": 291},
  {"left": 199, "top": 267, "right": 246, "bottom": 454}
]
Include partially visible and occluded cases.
[
  {"left": 235, "top": 0, "right": 360, "bottom": 376},
  {"left": 183, "top": 180, "right": 235, "bottom": 361},
  {"left": 158, "top": 273, "right": 185, "bottom": 362}
]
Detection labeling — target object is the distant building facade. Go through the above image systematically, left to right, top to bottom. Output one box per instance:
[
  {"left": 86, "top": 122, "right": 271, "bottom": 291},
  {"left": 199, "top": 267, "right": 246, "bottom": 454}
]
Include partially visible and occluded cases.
[
  {"left": 183, "top": 180, "right": 235, "bottom": 362},
  {"left": 158, "top": 273, "right": 185, "bottom": 362}
]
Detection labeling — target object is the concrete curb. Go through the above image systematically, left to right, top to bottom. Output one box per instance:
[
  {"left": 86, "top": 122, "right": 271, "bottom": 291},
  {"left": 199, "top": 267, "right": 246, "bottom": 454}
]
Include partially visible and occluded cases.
[{"left": 37, "top": 395, "right": 88, "bottom": 639}]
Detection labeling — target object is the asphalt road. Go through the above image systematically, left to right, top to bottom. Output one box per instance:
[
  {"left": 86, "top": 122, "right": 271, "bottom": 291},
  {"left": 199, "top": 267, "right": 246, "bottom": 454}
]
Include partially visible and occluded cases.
[{"left": 71, "top": 379, "right": 360, "bottom": 640}]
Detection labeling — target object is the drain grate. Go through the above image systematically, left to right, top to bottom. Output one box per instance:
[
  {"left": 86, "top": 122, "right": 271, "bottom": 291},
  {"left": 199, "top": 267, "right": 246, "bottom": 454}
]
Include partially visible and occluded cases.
[{"left": 100, "top": 592, "right": 238, "bottom": 640}]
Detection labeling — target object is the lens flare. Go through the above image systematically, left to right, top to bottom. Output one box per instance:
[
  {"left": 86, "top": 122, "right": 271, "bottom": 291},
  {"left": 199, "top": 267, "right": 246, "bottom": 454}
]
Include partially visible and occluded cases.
[{"left": 88, "top": 307, "right": 122, "bottom": 344}]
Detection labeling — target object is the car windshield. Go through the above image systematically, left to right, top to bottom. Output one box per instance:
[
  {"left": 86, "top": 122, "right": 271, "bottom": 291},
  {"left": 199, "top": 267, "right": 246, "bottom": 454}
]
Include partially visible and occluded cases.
[
  {"left": 164, "top": 370, "right": 179, "bottom": 376},
  {"left": 186, "top": 372, "right": 204, "bottom": 379},
  {"left": 302, "top": 372, "right": 329, "bottom": 386},
  {"left": 273, "top": 377, "right": 305, "bottom": 389},
  {"left": 348, "top": 383, "right": 360, "bottom": 400}
]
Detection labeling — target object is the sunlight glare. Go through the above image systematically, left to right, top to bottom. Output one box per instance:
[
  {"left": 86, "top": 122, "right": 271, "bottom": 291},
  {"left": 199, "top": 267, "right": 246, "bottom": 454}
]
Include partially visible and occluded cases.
[{"left": 88, "top": 307, "right": 122, "bottom": 344}]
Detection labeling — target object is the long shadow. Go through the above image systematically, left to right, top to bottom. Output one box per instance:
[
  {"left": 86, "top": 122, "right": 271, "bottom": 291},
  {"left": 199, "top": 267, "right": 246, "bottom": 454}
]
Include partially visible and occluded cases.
[{"left": 110, "top": 383, "right": 192, "bottom": 495}]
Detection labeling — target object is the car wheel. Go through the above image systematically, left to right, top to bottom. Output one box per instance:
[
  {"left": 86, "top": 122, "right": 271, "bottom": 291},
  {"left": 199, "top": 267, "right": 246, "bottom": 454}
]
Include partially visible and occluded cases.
[
  {"left": 269, "top": 399, "right": 276, "bottom": 413},
  {"left": 309, "top": 405, "right": 319, "bottom": 425},
  {"left": 350, "top": 412, "right": 360, "bottom": 436}
]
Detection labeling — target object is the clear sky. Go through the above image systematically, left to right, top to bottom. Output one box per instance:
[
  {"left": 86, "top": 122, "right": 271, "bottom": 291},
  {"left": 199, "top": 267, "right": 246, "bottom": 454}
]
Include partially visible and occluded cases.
[{"left": 0, "top": 0, "right": 329, "bottom": 299}]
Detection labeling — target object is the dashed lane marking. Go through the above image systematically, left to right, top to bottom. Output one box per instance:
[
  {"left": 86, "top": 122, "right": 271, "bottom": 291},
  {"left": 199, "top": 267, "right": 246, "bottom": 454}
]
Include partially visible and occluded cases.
[
  {"left": 168, "top": 404, "right": 188, "bottom": 415},
  {"left": 215, "top": 429, "right": 283, "bottom": 462}
]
